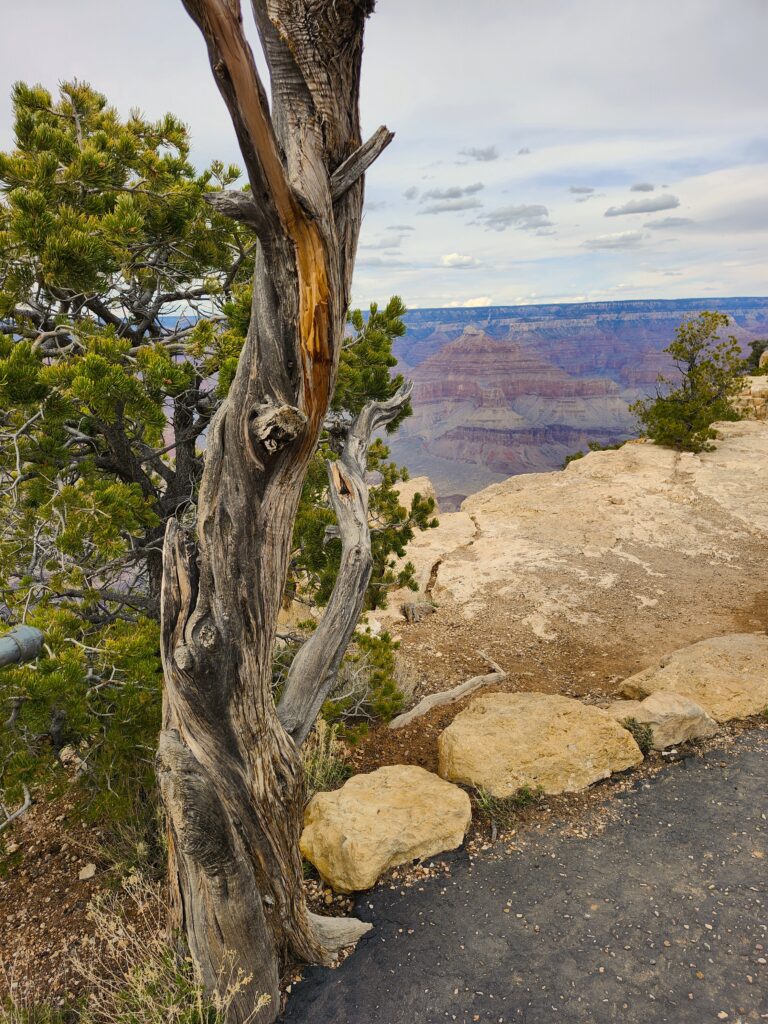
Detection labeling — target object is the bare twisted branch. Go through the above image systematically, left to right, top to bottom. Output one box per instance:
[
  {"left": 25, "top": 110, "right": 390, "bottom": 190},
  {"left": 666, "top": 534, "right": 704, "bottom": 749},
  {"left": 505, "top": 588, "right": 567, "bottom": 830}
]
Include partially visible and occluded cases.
[{"left": 277, "top": 381, "right": 413, "bottom": 745}]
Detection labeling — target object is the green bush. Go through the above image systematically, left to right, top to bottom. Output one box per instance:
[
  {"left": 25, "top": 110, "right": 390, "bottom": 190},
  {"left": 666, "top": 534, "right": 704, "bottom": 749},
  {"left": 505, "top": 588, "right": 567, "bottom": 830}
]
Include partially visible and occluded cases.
[
  {"left": 630, "top": 311, "right": 743, "bottom": 453},
  {"left": 322, "top": 630, "right": 406, "bottom": 732},
  {"left": 473, "top": 784, "right": 544, "bottom": 831}
]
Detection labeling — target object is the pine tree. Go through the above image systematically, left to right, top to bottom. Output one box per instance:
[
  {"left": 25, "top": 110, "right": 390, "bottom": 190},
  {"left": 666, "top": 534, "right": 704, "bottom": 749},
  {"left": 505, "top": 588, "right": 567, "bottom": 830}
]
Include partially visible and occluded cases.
[
  {"left": 0, "top": 82, "right": 434, "bottom": 833},
  {"left": 630, "top": 311, "right": 743, "bottom": 453}
]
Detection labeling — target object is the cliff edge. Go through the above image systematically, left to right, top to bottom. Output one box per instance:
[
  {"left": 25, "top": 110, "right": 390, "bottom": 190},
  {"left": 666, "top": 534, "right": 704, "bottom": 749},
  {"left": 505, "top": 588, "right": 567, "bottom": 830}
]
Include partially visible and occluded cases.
[{"left": 378, "top": 418, "right": 768, "bottom": 702}]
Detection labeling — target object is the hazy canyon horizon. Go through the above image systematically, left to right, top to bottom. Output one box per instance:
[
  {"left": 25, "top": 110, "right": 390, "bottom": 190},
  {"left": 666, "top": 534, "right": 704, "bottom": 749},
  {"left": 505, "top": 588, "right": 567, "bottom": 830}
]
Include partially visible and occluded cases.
[{"left": 388, "top": 296, "right": 768, "bottom": 505}]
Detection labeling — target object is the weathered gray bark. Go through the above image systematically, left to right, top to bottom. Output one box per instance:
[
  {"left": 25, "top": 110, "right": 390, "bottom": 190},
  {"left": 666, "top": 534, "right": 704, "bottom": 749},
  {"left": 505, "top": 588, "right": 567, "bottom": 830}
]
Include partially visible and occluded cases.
[
  {"left": 158, "top": 2, "right": 393, "bottom": 1021},
  {"left": 277, "top": 382, "right": 412, "bottom": 746}
]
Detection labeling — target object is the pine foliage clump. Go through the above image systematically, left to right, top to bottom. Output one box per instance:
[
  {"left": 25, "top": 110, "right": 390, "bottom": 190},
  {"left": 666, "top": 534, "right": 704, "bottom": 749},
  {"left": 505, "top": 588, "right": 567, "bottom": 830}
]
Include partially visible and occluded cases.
[
  {"left": 0, "top": 82, "right": 435, "bottom": 826},
  {"left": 629, "top": 311, "right": 743, "bottom": 453}
]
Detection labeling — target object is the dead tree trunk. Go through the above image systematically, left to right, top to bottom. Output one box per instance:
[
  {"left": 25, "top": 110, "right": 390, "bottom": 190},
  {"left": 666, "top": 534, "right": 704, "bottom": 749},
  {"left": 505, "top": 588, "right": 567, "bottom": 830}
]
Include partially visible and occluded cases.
[{"left": 158, "top": 2, "right": 394, "bottom": 1021}]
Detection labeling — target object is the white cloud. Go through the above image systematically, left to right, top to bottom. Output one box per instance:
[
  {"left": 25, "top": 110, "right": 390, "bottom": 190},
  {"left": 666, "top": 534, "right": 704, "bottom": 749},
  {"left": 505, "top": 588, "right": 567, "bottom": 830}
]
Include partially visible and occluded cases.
[
  {"left": 459, "top": 145, "right": 499, "bottom": 162},
  {"left": 630, "top": 182, "right": 655, "bottom": 192},
  {"left": 420, "top": 183, "right": 484, "bottom": 202},
  {"left": 569, "top": 186, "right": 595, "bottom": 194},
  {"left": 605, "top": 194, "right": 680, "bottom": 216},
  {"left": 419, "top": 197, "right": 484, "bottom": 215},
  {"left": 478, "top": 204, "right": 552, "bottom": 232},
  {"left": 645, "top": 216, "right": 694, "bottom": 230},
  {"left": 582, "top": 231, "right": 644, "bottom": 249},
  {"left": 360, "top": 233, "right": 408, "bottom": 250},
  {"left": 441, "top": 252, "right": 481, "bottom": 269},
  {"left": 446, "top": 296, "right": 493, "bottom": 307}
]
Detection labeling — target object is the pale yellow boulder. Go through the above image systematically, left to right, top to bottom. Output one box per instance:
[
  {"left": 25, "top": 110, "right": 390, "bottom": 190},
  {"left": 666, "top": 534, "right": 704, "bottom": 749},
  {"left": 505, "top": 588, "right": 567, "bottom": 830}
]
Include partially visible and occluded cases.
[
  {"left": 618, "top": 633, "right": 768, "bottom": 722},
  {"left": 603, "top": 691, "right": 718, "bottom": 749},
  {"left": 437, "top": 692, "right": 643, "bottom": 797},
  {"left": 300, "top": 765, "right": 471, "bottom": 892}
]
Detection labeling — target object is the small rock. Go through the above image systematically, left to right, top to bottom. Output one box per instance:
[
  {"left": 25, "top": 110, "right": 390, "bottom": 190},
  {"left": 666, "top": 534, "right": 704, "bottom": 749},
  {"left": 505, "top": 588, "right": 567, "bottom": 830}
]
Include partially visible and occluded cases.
[
  {"left": 401, "top": 601, "right": 436, "bottom": 624},
  {"left": 603, "top": 691, "right": 718, "bottom": 749},
  {"left": 78, "top": 863, "right": 96, "bottom": 881}
]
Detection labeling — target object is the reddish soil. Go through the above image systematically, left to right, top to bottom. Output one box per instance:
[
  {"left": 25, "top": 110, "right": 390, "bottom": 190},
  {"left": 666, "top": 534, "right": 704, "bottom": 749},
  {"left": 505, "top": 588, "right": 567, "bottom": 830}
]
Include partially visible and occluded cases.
[{"left": 0, "top": 797, "right": 115, "bottom": 1009}]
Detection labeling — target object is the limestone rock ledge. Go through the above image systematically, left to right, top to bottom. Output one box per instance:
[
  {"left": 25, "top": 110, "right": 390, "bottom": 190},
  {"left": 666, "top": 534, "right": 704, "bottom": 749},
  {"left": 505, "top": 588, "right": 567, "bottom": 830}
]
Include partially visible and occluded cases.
[
  {"left": 734, "top": 375, "right": 768, "bottom": 421},
  {"left": 618, "top": 633, "right": 768, "bottom": 722}
]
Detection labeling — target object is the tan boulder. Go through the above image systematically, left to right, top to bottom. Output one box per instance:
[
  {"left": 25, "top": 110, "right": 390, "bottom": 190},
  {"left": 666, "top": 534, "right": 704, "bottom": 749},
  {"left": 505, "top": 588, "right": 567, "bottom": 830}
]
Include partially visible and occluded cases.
[
  {"left": 618, "top": 633, "right": 768, "bottom": 722},
  {"left": 603, "top": 691, "right": 718, "bottom": 749},
  {"left": 437, "top": 692, "right": 643, "bottom": 797},
  {"left": 300, "top": 765, "right": 471, "bottom": 892}
]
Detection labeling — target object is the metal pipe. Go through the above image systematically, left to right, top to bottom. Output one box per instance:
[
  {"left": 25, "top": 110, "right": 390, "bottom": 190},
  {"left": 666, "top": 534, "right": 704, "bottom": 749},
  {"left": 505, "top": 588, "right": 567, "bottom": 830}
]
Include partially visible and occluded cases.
[{"left": 0, "top": 625, "right": 44, "bottom": 669}]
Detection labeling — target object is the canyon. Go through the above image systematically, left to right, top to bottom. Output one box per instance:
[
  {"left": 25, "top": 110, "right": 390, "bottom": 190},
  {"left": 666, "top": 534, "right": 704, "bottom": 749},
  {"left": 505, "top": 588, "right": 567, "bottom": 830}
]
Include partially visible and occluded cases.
[{"left": 389, "top": 297, "right": 768, "bottom": 503}]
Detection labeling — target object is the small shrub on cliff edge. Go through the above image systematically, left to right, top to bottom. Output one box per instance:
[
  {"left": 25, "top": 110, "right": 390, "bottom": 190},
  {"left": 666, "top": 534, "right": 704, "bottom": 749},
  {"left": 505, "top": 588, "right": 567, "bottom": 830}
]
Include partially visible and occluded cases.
[
  {"left": 630, "top": 311, "right": 743, "bottom": 453},
  {"left": 563, "top": 439, "right": 628, "bottom": 469}
]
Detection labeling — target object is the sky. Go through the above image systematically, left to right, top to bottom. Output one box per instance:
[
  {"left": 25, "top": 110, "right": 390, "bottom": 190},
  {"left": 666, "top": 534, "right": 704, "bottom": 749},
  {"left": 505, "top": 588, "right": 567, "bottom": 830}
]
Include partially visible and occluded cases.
[{"left": 1, "top": 0, "right": 766, "bottom": 309}]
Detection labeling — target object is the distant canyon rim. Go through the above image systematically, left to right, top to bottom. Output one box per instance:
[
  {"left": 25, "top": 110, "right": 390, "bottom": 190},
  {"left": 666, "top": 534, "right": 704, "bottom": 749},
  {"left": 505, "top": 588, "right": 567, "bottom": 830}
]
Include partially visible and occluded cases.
[{"left": 388, "top": 297, "right": 768, "bottom": 505}]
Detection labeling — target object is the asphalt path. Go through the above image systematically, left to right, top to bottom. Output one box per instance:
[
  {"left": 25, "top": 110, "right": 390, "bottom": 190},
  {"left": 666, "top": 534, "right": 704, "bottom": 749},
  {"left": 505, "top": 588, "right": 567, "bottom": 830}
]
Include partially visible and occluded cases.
[{"left": 284, "top": 731, "right": 768, "bottom": 1023}]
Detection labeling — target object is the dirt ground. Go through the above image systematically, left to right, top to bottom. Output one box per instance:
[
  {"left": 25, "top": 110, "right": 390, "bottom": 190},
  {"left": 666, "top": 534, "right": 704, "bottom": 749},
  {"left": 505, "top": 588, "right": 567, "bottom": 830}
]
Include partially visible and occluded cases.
[
  {"left": 350, "top": 572, "right": 768, "bottom": 776},
  {"left": 0, "top": 797, "right": 116, "bottom": 1009}
]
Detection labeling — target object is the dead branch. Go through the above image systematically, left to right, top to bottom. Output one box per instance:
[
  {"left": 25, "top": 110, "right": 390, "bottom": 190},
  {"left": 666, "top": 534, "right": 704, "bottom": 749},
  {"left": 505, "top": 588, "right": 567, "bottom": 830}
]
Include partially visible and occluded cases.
[
  {"left": 330, "top": 126, "right": 395, "bottom": 200},
  {"left": 277, "top": 382, "right": 413, "bottom": 746},
  {"left": 388, "top": 651, "right": 507, "bottom": 730},
  {"left": 0, "top": 785, "right": 32, "bottom": 833}
]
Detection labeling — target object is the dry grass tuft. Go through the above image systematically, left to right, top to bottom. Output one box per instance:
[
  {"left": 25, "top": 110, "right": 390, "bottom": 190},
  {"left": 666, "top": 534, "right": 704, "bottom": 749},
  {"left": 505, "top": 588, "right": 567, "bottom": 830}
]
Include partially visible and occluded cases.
[{"left": 2, "top": 876, "right": 269, "bottom": 1024}]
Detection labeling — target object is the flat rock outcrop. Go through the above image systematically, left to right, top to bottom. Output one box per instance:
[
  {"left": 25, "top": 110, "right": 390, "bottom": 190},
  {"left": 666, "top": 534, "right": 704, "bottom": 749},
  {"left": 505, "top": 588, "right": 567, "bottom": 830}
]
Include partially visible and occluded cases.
[
  {"left": 376, "top": 422, "right": 768, "bottom": 698},
  {"left": 618, "top": 634, "right": 768, "bottom": 722},
  {"left": 604, "top": 691, "right": 718, "bottom": 749},
  {"left": 437, "top": 692, "right": 643, "bottom": 797},
  {"left": 300, "top": 765, "right": 471, "bottom": 892}
]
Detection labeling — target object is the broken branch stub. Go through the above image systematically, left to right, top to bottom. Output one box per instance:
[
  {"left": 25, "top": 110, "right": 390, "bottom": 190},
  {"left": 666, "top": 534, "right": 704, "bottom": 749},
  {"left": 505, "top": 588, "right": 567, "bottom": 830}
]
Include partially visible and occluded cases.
[{"left": 388, "top": 652, "right": 507, "bottom": 731}]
